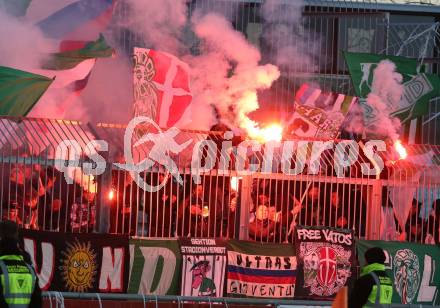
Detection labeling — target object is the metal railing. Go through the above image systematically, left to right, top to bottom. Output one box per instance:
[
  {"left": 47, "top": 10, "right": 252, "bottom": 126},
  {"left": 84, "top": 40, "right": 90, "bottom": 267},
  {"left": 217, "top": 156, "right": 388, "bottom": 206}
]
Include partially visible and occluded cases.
[
  {"left": 0, "top": 117, "right": 439, "bottom": 245},
  {"left": 42, "top": 291, "right": 440, "bottom": 307},
  {"left": 43, "top": 292, "right": 333, "bottom": 307}
]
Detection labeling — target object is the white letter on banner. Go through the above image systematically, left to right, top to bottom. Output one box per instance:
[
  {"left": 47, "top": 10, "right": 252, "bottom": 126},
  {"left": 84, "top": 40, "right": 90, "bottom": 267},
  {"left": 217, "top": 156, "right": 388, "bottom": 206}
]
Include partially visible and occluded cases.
[
  {"left": 24, "top": 238, "right": 54, "bottom": 290},
  {"left": 99, "top": 247, "right": 125, "bottom": 292},
  {"left": 138, "top": 247, "right": 176, "bottom": 295},
  {"left": 417, "top": 254, "right": 437, "bottom": 302}
]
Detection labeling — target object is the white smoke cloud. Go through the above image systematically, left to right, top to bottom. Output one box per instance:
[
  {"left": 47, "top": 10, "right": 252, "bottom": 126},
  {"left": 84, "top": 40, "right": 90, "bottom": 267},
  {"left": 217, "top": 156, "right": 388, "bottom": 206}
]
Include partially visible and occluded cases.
[
  {"left": 120, "top": 0, "right": 188, "bottom": 55},
  {"left": 261, "top": 0, "right": 318, "bottom": 72},
  {"left": 0, "top": 10, "right": 54, "bottom": 69},
  {"left": 187, "top": 13, "right": 280, "bottom": 133},
  {"left": 80, "top": 55, "right": 133, "bottom": 124},
  {"left": 342, "top": 60, "right": 404, "bottom": 140},
  {"left": 365, "top": 60, "right": 403, "bottom": 141},
  {"left": 341, "top": 102, "right": 365, "bottom": 135}
]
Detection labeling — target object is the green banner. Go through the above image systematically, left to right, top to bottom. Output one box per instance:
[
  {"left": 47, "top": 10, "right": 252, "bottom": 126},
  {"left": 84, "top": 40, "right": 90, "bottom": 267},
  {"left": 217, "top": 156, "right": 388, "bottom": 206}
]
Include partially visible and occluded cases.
[
  {"left": 343, "top": 51, "right": 440, "bottom": 122},
  {"left": 128, "top": 239, "right": 181, "bottom": 295},
  {"left": 357, "top": 240, "right": 440, "bottom": 305}
]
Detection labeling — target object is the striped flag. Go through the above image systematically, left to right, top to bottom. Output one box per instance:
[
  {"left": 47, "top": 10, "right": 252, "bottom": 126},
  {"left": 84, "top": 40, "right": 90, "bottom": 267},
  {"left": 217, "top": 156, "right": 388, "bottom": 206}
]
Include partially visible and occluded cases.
[
  {"left": 133, "top": 47, "right": 192, "bottom": 128},
  {"left": 286, "top": 84, "right": 357, "bottom": 139},
  {"left": 227, "top": 240, "right": 297, "bottom": 298}
]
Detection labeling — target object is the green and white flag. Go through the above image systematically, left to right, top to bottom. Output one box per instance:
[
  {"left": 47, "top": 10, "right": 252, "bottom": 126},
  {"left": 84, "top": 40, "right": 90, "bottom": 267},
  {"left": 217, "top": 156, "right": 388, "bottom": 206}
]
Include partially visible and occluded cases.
[
  {"left": 344, "top": 52, "right": 440, "bottom": 122},
  {"left": 0, "top": 66, "right": 53, "bottom": 117},
  {"left": 357, "top": 240, "right": 440, "bottom": 305}
]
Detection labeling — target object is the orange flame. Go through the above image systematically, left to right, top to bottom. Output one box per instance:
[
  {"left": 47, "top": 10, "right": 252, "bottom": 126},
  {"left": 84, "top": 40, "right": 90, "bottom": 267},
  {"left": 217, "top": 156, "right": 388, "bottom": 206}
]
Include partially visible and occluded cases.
[
  {"left": 243, "top": 122, "right": 283, "bottom": 143},
  {"left": 260, "top": 123, "right": 283, "bottom": 142},
  {"left": 394, "top": 140, "right": 408, "bottom": 160},
  {"left": 108, "top": 189, "right": 115, "bottom": 201}
]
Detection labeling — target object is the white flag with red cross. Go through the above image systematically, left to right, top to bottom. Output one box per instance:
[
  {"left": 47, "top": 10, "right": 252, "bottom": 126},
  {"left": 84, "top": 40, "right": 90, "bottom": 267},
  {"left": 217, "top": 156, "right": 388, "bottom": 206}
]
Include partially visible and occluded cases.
[{"left": 133, "top": 47, "right": 192, "bottom": 128}]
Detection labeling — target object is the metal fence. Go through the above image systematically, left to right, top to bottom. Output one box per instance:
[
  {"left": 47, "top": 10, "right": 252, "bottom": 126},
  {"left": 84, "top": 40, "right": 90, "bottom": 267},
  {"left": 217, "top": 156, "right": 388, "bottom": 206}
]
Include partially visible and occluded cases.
[
  {"left": 0, "top": 117, "right": 439, "bottom": 245},
  {"left": 42, "top": 291, "right": 440, "bottom": 308},
  {"left": 43, "top": 292, "right": 333, "bottom": 308}
]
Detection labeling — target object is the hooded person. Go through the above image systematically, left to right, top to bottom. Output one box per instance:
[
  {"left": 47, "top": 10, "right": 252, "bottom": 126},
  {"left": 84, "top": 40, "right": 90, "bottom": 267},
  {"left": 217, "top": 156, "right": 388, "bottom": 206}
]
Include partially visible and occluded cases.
[
  {"left": 0, "top": 220, "right": 41, "bottom": 308},
  {"left": 348, "top": 247, "right": 393, "bottom": 308}
]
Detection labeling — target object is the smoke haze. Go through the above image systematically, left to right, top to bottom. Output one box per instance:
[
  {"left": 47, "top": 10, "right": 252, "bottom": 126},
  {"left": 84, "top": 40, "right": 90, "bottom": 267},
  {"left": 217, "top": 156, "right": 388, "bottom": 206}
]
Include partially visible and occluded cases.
[
  {"left": 1, "top": 0, "right": 322, "bottom": 137},
  {"left": 261, "top": 0, "right": 317, "bottom": 73},
  {"left": 365, "top": 60, "right": 403, "bottom": 140}
]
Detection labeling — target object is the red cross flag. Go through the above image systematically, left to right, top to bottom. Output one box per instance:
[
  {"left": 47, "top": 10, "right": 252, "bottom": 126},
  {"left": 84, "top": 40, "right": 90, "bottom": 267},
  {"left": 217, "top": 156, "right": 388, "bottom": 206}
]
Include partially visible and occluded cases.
[{"left": 133, "top": 47, "right": 192, "bottom": 128}]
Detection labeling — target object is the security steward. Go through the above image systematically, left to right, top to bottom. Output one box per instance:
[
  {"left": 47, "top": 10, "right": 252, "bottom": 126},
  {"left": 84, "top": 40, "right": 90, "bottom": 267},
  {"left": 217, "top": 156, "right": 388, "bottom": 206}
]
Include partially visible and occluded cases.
[
  {"left": 0, "top": 220, "right": 41, "bottom": 308},
  {"left": 348, "top": 247, "right": 393, "bottom": 308}
]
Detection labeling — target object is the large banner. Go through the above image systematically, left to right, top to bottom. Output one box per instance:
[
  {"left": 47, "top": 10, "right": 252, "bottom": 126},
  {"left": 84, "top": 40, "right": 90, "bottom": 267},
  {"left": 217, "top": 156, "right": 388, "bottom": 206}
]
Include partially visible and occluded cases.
[
  {"left": 287, "top": 83, "right": 357, "bottom": 139},
  {"left": 294, "top": 226, "right": 355, "bottom": 300},
  {"left": 20, "top": 230, "right": 129, "bottom": 293},
  {"left": 179, "top": 238, "right": 227, "bottom": 297},
  {"left": 128, "top": 239, "right": 181, "bottom": 295},
  {"left": 226, "top": 239, "right": 297, "bottom": 299},
  {"left": 357, "top": 240, "right": 440, "bottom": 305}
]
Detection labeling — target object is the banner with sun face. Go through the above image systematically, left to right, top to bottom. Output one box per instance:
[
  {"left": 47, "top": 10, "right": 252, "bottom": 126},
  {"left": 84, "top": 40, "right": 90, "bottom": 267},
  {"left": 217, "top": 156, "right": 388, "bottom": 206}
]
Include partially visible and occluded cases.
[{"left": 19, "top": 229, "right": 130, "bottom": 293}]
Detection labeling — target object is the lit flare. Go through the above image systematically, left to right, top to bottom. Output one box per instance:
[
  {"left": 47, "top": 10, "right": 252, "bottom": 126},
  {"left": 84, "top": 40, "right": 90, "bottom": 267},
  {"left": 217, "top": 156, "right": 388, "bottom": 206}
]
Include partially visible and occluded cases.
[
  {"left": 243, "top": 122, "right": 283, "bottom": 143},
  {"left": 260, "top": 123, "right": 283, "bottom": 142},
  {"left": 394, "top": 140, "right": 408, "bottom": 160},
  {"left": 230, "top": 177, "right": 239, "bottom": 191},
  {"left": 108, "top": 189, "right": 115, "bottom": 201}
]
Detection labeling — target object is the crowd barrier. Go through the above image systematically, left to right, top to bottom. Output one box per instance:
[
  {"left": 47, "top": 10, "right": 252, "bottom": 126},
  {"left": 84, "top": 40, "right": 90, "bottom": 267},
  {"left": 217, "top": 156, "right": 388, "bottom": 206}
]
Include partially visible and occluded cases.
[{"left": 1, "top": 117, "right": 439, "bottom": 246}]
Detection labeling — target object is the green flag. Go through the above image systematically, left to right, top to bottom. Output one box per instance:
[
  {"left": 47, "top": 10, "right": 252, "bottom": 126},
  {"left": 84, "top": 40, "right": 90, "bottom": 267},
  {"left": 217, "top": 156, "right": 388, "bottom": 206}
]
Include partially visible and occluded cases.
[
  {"left": 0, "top": 0, "right": 32, "bottom": 17},
  {"left": 43, "top": 34, "right": 114, "bottom": 70},
  {"left": 343, "top": 51, "right": 440, "bottom": 122},
  {"left": 0, "top": 66, "right": 53, "bottom": 116}
]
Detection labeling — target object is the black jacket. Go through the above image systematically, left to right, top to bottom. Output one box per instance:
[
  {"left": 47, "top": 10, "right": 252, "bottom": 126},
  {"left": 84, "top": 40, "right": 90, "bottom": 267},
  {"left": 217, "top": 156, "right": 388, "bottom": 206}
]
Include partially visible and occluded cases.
[{"left": 0, "top": 240, "right": 42, "bottom": 308}]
